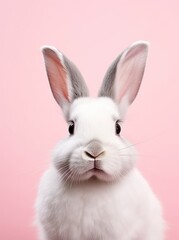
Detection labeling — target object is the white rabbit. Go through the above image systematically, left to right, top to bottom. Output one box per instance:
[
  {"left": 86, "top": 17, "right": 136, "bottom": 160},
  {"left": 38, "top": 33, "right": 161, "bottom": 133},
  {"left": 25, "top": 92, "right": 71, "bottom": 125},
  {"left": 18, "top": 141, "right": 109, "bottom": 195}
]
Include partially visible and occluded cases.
[{"left": 35, "top": 41, "right": 165, "bottom": 240}]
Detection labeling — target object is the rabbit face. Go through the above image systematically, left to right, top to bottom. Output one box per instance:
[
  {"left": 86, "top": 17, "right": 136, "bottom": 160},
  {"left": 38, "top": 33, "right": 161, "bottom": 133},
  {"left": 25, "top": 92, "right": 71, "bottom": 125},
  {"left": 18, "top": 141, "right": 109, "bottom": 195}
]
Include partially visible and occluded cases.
[
  {"left": 42, "top": 41, "right": 148, "bottom": 184},
  {"left": 53, "top": 97, "right": 136, "bottom": 183}
]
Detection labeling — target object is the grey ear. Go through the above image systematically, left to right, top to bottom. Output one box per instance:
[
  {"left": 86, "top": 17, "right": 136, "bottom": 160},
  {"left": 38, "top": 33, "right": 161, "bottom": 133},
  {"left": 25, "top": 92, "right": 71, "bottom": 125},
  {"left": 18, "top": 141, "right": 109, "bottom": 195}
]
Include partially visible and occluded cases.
[
  {"left": 98, "top": 41, "right": 149, "bottom": 118},
  {"left": 41, "top": 45, "right": 89, "bottom": 117}
]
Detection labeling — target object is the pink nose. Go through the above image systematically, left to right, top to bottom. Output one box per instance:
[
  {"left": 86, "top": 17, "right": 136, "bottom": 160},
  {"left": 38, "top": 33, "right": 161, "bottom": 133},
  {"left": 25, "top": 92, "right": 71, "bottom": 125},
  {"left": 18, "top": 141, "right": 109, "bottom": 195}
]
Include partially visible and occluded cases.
[{"left": 84, "top": 140, "right": 105, "bottom": 159}]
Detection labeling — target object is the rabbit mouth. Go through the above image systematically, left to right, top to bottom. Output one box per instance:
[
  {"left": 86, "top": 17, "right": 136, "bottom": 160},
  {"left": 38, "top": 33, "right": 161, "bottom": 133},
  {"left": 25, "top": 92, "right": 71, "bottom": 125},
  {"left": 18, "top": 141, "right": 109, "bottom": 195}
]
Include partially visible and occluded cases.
[
  {"left": 85, "top": 160, "right": 106, "bottom": 174},
  {"left": 88, "top": 164, "right": 104, "bottom": 173},
  {"left": 84, "top": 166, "right": 109, "bottom": 180},
  {"left": 87, "top": 167, "right": 105, "bottom": 174}
]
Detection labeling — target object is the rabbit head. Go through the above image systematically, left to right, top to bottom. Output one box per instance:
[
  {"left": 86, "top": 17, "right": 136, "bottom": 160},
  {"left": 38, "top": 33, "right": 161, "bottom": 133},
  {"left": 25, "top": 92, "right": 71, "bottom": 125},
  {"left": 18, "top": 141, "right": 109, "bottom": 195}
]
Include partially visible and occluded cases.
[{"left": 42, "top": 41, "right": 148, "bottom": 183}]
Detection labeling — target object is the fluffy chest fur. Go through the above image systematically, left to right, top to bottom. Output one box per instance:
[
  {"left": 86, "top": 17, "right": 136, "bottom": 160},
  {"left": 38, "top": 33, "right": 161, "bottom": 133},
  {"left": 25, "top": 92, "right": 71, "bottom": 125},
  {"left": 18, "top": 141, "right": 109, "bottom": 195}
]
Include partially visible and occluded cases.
[{"left": 36, "top": 167, "right": 162, "bottom": 240}]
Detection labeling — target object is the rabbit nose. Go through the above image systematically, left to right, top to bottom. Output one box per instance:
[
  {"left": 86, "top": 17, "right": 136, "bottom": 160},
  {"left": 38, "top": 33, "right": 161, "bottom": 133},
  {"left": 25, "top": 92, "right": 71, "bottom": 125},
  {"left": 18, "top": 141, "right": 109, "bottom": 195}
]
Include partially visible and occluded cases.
[{"left": 84, "top": 140, "right": 105, "bottom": 159}]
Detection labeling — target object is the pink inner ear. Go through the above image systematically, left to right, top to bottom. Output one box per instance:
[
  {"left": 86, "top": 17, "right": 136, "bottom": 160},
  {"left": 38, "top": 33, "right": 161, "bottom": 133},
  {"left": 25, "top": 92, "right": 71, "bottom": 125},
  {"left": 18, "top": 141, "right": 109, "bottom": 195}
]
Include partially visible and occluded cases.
[
  {"left": 115, "top": 44, "right": 147, "bottom": 105},
  {"left": 122, "top": 45, "right": 142, "bottom": 64},
  {"left": 44, "top": 49, "right": 70, "bottom": 104},
  {"left": 115, "top": 59, "right": 134, "bottom": 103}
]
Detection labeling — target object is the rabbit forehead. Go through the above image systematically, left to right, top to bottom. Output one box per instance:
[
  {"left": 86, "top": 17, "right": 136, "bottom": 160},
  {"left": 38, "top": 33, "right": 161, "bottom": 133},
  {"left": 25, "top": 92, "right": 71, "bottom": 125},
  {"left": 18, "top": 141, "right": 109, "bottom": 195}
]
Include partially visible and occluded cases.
[{"left": 70, "top": 97, "right": 120, "bottom": 120}]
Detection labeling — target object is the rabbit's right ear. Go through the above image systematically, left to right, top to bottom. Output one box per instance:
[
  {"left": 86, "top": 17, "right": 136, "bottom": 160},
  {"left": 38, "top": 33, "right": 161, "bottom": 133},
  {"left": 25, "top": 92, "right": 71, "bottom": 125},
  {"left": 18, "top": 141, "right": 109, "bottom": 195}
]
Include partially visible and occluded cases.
[{"left": 41, "top": 46, "right": 89, "bottom": 117}]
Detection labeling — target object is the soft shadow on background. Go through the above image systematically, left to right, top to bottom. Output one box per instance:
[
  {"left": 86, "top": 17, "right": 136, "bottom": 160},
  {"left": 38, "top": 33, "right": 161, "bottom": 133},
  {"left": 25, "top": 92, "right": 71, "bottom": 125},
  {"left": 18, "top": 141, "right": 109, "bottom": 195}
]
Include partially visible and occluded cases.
[{"left": 1, "top": 0, "right": 178, "bottom": 239}]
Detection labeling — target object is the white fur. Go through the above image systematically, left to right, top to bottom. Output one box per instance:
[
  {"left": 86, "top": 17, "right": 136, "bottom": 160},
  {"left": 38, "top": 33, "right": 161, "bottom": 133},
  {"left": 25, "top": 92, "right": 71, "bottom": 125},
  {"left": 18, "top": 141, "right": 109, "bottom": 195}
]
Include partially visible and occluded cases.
[
  {"left": 36, "top": 42, "right": 165, "bottom": 240},
  {"left": 35, "top": 98, "right": 165, "bottom": 240},
  {"left": 36, "top": 167, "right": 164, "bottom": 240}
]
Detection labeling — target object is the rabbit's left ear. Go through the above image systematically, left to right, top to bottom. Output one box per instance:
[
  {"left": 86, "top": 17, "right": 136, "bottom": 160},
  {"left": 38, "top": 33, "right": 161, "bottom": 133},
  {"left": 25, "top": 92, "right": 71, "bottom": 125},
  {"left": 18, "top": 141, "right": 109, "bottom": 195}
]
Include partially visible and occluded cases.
[{"left": 98, "top": 41, "right": 149, "bottom": 118}]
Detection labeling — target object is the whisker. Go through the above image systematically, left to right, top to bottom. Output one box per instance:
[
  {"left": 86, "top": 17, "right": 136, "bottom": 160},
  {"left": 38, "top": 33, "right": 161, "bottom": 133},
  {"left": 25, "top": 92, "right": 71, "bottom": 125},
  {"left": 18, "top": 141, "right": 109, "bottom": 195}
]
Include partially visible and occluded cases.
[
  {"left": 119, "top": 132, "right": 166, "bottom": 152},
  {"left": 59, "top": 168, "right": 72, "bottom": 184},
  {"left": 69, "top": 169, "right": 78, "bottom": 189}
]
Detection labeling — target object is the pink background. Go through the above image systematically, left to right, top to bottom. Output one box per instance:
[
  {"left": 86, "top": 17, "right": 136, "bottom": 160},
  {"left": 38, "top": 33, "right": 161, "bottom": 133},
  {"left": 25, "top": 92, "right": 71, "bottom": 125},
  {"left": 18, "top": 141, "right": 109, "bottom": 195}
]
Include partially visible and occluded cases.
[{"left": 1, "top": 0, "right": 178, "bottom": 239}]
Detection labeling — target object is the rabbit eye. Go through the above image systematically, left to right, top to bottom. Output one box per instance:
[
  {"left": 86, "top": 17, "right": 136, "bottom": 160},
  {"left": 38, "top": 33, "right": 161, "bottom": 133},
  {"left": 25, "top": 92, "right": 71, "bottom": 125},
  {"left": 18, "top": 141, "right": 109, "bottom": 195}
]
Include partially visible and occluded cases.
[
  {"left": 115, "top": 120, "right": 121, "bottom": 135},
  {"left": 68, "top": 121, "right": 75, "bottom": 135}
]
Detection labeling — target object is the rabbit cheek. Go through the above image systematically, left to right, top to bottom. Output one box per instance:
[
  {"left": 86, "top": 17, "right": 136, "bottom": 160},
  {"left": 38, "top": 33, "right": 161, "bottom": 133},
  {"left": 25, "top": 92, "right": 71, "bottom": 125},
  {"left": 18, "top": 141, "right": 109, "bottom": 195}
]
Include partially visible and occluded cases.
[
  {"left": 100, "top": 144, "right": 136, "bottom": 182},
  {"left": 67, "top": 149, "right": 93, "bottom": 181},
  {"left": 100, "top": 158, "right": 122, "bottom": 182}
]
